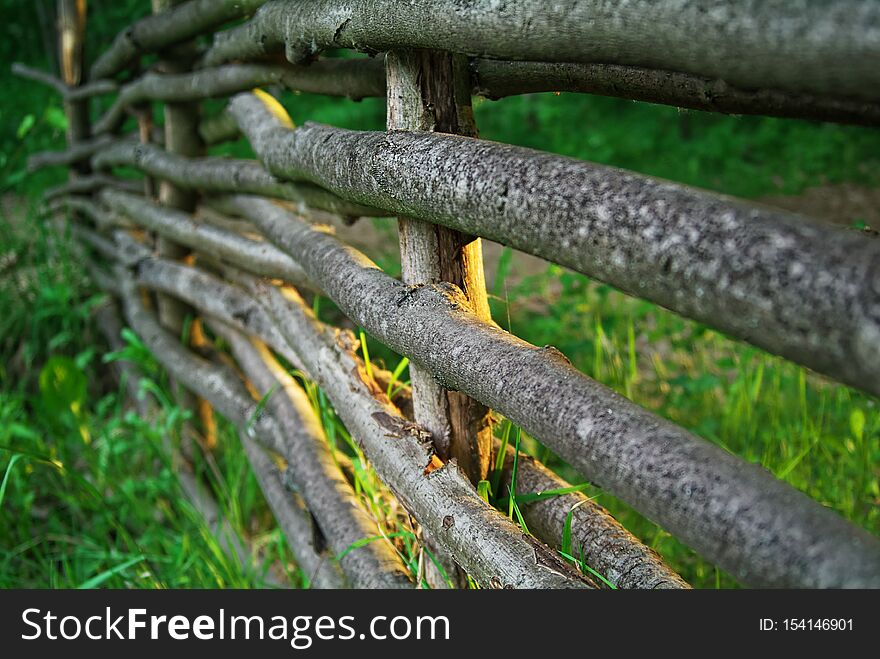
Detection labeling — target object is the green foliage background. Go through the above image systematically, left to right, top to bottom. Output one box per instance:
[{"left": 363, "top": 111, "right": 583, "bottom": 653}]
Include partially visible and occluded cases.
[{"left": 0, "top": 0, "right": 878, "bottom": 589}]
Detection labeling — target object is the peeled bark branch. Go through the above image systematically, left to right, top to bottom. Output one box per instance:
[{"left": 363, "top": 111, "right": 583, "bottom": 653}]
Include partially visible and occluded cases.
[
  {"left": 90, "top": 0, "right": 267, "bottom": 80},
  {"left": 205, "top": 0, "right": 880, "bottom": 101},
  {"left": 231, "top": 92, "right": 880, "bottom": 398},
  {"left": 92, "top": 140, "right": 383, "bottom": 218},
  {"left": 99, "top": 189, "right": 312, "bottom": 289},
  {"left": 214, "top": 193, "right": 880, "bottom": 588}
]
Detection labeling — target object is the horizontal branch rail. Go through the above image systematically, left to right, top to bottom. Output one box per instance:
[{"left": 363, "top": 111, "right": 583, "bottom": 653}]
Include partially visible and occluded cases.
[
  {"left": 91, "top": 0, "right": 267, "bottom": 80},
  {"left": 205, "top": 0, "right": 880, "bottom": 101},
  {"left": 79, "top": 54, "right": 880, "bottom": 134},
  {"left": 470, "top": 60, "right": 880, "bottom": 127},
  {"left": 95, "top": 61, "right": 385, "bottom": 135},
  {"left": 11, "top": 63, "right": 117, "bottom": 101},
  {"left": 231, "top": 92, "right": 880, "bottom": 398},
  {"left": 28, "top": 134, "right": 116, "bottom": 172},
  {"left": 92, "top": 140, "right": 383, "bottom": 218},
  {"left": 44, "top": 174, "right": 142, "bottom": 200},
  {"left": 98, "top": 189, "right": 312, "bottom": 289},
  {"left": 205, "top": 192, "right": 880, "bottom": 588},
  {"left": 124, "top": 247, "right": 684, "bottom": 587},
  {"left": 116, "top": 259, "right": 591, "bottom": 588},
  {"left": 117, "top": 271, "right": 412, "bottom": 588},
  {"left": 243, "top": 281, "right": 596, "bottom": 588},
  {"left": 92, "top": 299, "right": 291, "bottom": 588},
  {"left": 214, "top": 324, "right": 415, "bottom": 589},
  {"left": 234, "top": 425, "right": 347, "bottom": 588},
  {"left": 497, "top": 443, "right": 689, "bottom": 590}
]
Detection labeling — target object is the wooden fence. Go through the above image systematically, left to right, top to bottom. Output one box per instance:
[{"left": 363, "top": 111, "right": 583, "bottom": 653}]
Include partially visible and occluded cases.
[{"left": 16, "top": 0, "right": 880, "bottom": 589}]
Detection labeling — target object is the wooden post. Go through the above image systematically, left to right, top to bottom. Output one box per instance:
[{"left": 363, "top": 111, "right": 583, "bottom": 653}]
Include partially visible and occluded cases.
[
  {"left": 57, "top": 0, "right": 89, "bottom": 175},
  {"left": 151, "top": 0, "right": 212, "bottom": 448},
  {"left": 386, "top": 50, "right": 494, "bottom": 587}
]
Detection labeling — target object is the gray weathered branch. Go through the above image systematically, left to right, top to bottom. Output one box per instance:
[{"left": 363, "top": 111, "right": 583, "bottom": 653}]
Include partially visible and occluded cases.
[
  {"left": 91, "top": 0, "right": 267, "bottom": 80},
  {"left": 205, "top": 0, "right": 880, "bottom": 101},
  {"left": 95, "top": 60, "right": 385, "bottom": 135},
  {"left": 471, "top": 60, "right": 880, "bottom": 127},
  {"left": 11, "top": 62, "right": 118, "bottom": 100},
  {"left": 231, "top": 91, "right": 880, "bottom": 398},
  {"left": 199, "top": 111, "right": 241, "bottom": 145},
  {"left": 28, "top": 133, "right": 115, "bottom": 172},
  {"left": 93, "top": 140, "right": 384, "bottom": 218},
  {"left": 44, "top": 174, "right": 142, "bottom": 200},
  {"left": 99, "top": 189, "right": 312, "bottom": 289},
  {"left": 215, "top": 193, "right": 880, "bottom": 588},
  {"left": 47, "top": 195, "right": 128, "bottom": 230},
  {"left": 117, "top": 270, "right": 411, "bottom": 588},
  {"left": 241, "top": 278, "right": 595, "bottom": 588},
  {"left": 93, "top": 298, "right": 287, "bottom": 587},
  {"left": 212, "top": 322, "right": 415, "bottom": 588},
  {"left": 236, "top": 425, "right": 346, "bottom": 588},
  {"left": 498, "top": 444, "right": 689, "bottom": 590}
]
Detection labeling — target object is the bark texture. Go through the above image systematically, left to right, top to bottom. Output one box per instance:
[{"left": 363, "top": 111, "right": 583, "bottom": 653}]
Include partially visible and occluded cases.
[
  {"left": 91, "top": 0, "right": 267, "bottom": 79},
  {"left": 205, "top": 0, "right": 880, "bottom": 101},
  {"left": 387, "top": 50, "right": 492, "bottom": 486},
  {"left": 95, "top": 60, "right": 385, "bottom": 135},
  {"left": 471, "top": 60, "right": 880, "bottom": 127},
  {"left": 231, "top": 92, "right": 880, "bottom": 398},
  {"left": 92, "top": 140, "right": 383, "bottom": 218},
  {"left": 99, "top": 189, "right": 312, "bottom": 289},
  {"left": 216, "top": 193, "right": 880, "bottom": 588},
  {"left": 119, "top": 258, "right": 588, "bottom": 588},
  {"left": 118, "top": 271, "right": 411, "bottom": 588},
  {"left": 244, "top": 279, "right": 595, "bottom": 589},
  {"left": 213, "top": 324, "right": 414, "bottom": 589},
  {"left": 498, "top": 444, "right": 689, "bottom": 590}
]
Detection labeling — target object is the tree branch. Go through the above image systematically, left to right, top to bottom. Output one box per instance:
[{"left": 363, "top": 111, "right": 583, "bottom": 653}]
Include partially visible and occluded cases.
[
  {"left": 91, "top": 0, "right": 267, "bottom": 80},
  {"left": 204, "top": 0, "right": 880, "bottom": 101},
  {"left": 230, "top": 90, "right": 880, "bottom": 399},
  {"left": 93, "top": 140, "right": 384, "bottom": 218},
  {"left": 99, "top": 189, "right": 313, "bottom": 289},
  {"left": 211, "top": 192, "right": 880, "bottom": 588}
]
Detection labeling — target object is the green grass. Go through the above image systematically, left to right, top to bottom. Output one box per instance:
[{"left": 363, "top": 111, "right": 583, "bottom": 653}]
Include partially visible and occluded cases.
[{"left": 1, "top": 2, "right": 877, "bottom": 588}]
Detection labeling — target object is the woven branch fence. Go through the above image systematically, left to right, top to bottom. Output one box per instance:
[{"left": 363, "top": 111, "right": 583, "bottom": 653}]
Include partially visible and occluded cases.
[{"left": 17, "top": 0, "right": 880, "bottom": 589}]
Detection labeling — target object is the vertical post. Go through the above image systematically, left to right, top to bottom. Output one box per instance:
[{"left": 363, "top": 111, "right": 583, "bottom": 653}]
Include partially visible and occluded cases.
[
  {"left": 57, "top": 0, "right": 89, "bottom": 175},
  {"left": 151, "top": 0, "right": 213, "bottom": 448},
  {"left": 152, "top": 0, "right": 204, "bottom": 330},
  {"left": 386, "top": 50, "right": 494, "bottom": 587},
  {"left": 386, "top": 50, "right": 493, "bottom": 483}
]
